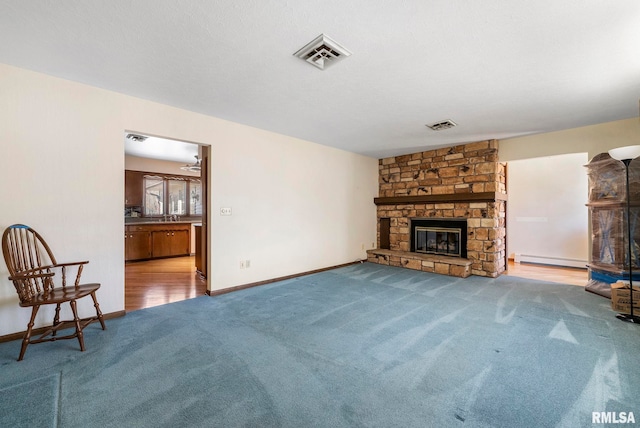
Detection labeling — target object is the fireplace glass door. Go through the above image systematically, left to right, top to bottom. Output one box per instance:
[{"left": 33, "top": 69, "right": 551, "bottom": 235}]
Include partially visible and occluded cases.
[{"left": 415, "top": 226, "right": 461, "bottom": 257}]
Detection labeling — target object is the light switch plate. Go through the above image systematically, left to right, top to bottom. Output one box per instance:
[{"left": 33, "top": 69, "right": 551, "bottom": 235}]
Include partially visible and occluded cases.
[{"left": 220, "top": 207, "right": 232, "bottom": 216}]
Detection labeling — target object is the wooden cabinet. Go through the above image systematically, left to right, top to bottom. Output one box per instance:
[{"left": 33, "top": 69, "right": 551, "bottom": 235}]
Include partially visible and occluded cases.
[
  {"left": 585, "top": 153, "right": 640, "bottom": 297},
  {"left": 586, "top": 154, "right": 640, "bottom": 271},
  {"left": 125, "top": 170, "right": 144, "bottom": 207},
  {"left": 125, "top": 223, "right": 191, "bottom": 261},
  {"left": 194, "top": 225, "right": 204, "bottom": 277},
  {"left": 125, "top": 228, "right": 151, "bottom": 261},
  {"left": 151, "top": 229, "right": 189, "bottom": 258}
]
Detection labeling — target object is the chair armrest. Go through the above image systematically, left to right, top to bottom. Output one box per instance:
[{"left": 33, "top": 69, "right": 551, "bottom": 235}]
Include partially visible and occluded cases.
[
  {"left": 53, "top": 261, "right": 89, "bottom": 268},
  {"left": 53, "top": 261, "right": 89, "bottom": 287}
]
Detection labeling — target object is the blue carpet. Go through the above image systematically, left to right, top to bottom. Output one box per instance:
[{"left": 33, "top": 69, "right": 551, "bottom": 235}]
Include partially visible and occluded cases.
[
  {"left": 1, "top": 263, "right": 639, "bottom": 427},
  {"left": 0, "top": 373, "right": 60, "bottom": 427}
]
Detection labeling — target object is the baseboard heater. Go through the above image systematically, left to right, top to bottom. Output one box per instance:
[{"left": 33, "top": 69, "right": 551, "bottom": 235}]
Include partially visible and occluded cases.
[{"left": 514, "top": 254, "right": 588, "bottom": 269}]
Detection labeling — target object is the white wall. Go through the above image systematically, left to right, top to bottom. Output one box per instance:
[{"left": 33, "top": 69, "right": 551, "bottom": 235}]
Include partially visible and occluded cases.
[
  {"left": 0, "top": 63, "right": 378, "bottom": 336},
  {"left": 499, "top": 117, "right": 640, "bottom": 162},
  {"left": 506, "top": 153, "right": 589, "bottom": 268}
]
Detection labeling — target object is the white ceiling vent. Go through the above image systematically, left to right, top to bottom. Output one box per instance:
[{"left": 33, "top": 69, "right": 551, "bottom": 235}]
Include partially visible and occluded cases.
[
  {"left": 293, "top": 34, "right": 351, "bottom": 70},
  {"left": 426, "top": 120, "right": 457, "bottom": 131}
]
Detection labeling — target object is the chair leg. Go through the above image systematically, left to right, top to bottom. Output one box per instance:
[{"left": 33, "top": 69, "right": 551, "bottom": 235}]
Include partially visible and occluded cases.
[
  {"left": 91, "top": 292, "right": 106, "bottom": 330},
  {"left": 69, "top": 300, "right": 85, "bottom": 352},
  {"left": 52, "top": 303, "right": 61, "bottom": 337},
  {"left": 19, "top": 305, "right": 40, "bottom": 361}
]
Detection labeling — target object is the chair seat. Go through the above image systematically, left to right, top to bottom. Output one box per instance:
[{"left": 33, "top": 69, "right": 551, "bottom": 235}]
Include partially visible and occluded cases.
[{"left": 19, "top": 283, "right": 101, "bottom": 307}]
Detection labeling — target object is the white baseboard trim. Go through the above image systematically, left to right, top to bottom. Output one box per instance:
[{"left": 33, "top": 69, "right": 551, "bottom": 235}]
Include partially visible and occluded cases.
[{"left": 514, "top": 254, "right": 588, "bottom": 269}]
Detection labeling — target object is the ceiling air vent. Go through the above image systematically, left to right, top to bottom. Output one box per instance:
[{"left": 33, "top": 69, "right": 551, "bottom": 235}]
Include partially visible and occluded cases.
[
  {"left": 293, "top": 34, "right": 351, "bottom": 70},
  {"left": 426, "top": 120, "right": 457, "bottom": 131},
  {"left": 126, "top": 133, "right": 148, "bottom": 142}
]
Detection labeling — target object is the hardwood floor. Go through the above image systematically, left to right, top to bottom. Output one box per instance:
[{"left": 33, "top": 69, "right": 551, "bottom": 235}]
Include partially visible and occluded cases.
[
  {"left": 125, "top": 256, "right": 207, "bottom": 312},
  {"left": 504, "top": 260, "right": 588, "bottom": 286}
]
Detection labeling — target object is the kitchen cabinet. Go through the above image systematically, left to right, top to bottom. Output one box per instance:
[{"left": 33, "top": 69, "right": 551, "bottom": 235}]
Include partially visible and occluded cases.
[
  {"left": 125, "top": 170, "right": 144, "bottom": 207},
  {"left": 125, "top": 223, "right": 191, "bottom": 261},
  {"left": 194, "top": 224, "right": 205, "bottom": 278},
  {"left": 125, "top": 226, "right": 151, "bottom": 261},
  {"left": 152, "top": 229, "right": 190, "bottom": 258}
]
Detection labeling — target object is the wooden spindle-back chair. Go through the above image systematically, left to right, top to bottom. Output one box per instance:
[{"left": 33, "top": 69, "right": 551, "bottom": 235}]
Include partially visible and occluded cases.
[{"left": 1, "top": 224, "right": 105, "bottom": 360}]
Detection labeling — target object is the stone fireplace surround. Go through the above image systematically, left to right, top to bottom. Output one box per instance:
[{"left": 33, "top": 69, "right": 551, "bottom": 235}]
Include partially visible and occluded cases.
[{"left": 367, "top": 140, "right": 507, "bottom": 278}]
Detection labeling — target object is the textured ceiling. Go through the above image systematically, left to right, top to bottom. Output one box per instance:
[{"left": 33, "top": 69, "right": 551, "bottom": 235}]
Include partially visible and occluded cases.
[{"left": 1, "top": 1, "right": 639, "bottom": 159}]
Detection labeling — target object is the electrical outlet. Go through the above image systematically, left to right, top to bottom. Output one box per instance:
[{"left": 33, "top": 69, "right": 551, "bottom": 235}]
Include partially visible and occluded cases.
[
  {"left": 220, "top": 207, "right": 232, "bottom": 216},
  {"left": 372, "top": 242, "right": 375, "bottom": 248},
  {"left": 361, "top": 243, "right": 365, "bottom": 250},
  {"left": 240, "top": 260, "right": 245, "bottom": 269},
  {"left": 245, "top": 260, "right": 251, "bottom": 268}
]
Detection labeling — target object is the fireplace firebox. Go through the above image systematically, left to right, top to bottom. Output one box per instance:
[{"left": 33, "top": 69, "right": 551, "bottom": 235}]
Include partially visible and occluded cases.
[{"left": 410, "top": 218, "right": 467, "bottom": 258}]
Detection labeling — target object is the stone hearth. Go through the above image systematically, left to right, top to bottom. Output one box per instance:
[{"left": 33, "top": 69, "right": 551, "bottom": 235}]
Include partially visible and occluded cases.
[
  {"left": 367, "top": 140, "right": 507, "bottom": 277},
  {"left": 367, "top": 249, "right": 473, "bottom": 278}
]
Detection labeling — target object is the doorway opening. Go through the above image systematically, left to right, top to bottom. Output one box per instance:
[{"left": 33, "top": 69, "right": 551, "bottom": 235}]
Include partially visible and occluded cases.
[
  {"left": 124, "top": 132, "right": 210, "bottom": 311},
  {"left": 505, "top": 152, "right": 589, "bottom": 285}
]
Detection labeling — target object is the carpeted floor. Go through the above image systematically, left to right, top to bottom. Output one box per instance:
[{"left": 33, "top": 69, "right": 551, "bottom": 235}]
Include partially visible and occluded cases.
[{"left": 1, "top": 263, "right": 639, "bottom": 427}]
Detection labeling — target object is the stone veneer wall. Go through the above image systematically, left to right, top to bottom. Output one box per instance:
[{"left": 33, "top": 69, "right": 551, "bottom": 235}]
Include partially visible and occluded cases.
[{"left": 375, "top": 140, "right": 507, "bottom": 277}]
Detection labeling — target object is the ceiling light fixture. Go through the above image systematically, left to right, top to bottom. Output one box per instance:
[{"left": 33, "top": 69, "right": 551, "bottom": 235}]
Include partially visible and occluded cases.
[
  {"left": 293, "top": 34, "right": 351, "bottom": 70},
  {"left": 426, "top": 120, "right": 457, "bottom": 131},
  {"left": 125, "top": 133, "right": 148, "bottom": 142},
  {"left": 180, "top": 155, "right": 201, "bottom": 172}
]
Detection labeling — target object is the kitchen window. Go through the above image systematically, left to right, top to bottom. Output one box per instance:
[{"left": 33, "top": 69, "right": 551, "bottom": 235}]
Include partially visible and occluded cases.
[
  {"left": 142, "top": 175, "right": 200, "bottom": 217},
  {"left": 144, "top": 177, "right": 164, "bottom": 216},
  {"left": 168, "top": 179, "right": 187, "bottom": 216},
  {"left": 190, "top": 181, "right": 202, "bottom": 216}
]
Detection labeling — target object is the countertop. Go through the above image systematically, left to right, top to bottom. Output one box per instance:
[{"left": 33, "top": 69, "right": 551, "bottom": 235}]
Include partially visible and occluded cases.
[{"left": 125, "top": 217, "right": 203, "bottom": 226}]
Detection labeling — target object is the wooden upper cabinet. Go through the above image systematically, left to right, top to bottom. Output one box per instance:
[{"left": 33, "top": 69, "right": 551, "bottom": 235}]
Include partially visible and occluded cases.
[{"left": 125, "top": 170, "right": 144, "bottom": 207}]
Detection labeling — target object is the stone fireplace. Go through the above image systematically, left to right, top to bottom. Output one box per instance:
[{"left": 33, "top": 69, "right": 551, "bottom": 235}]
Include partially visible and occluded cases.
[{"left": 367, "top": 140, "right": 507, "bottom": 278}]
